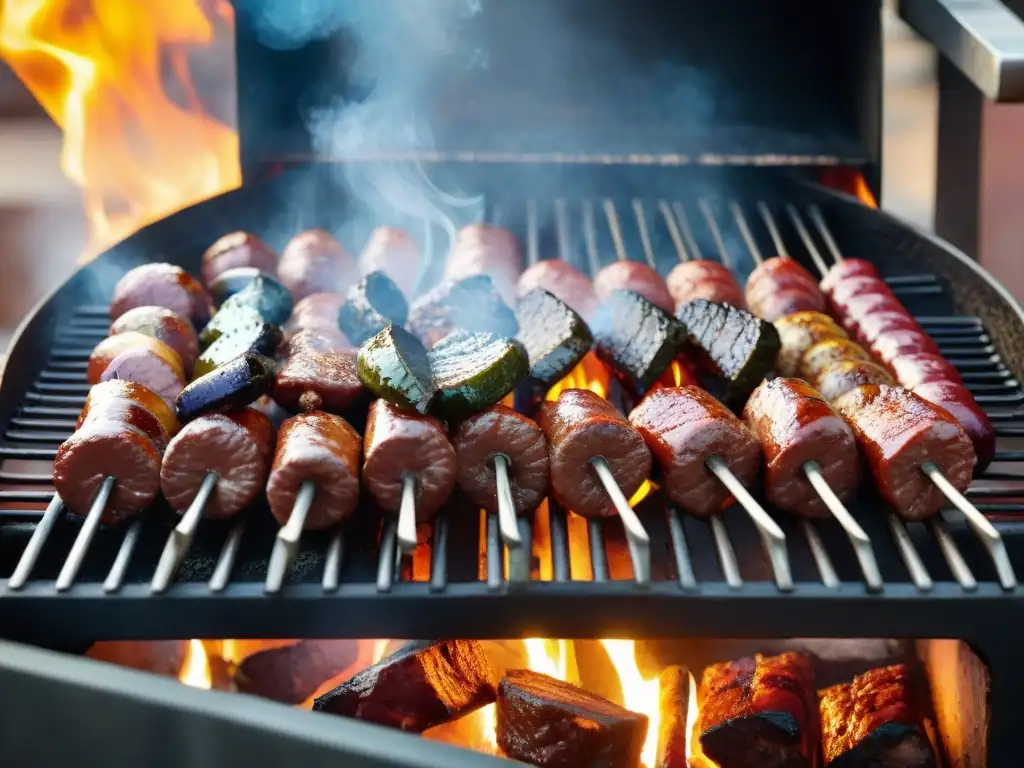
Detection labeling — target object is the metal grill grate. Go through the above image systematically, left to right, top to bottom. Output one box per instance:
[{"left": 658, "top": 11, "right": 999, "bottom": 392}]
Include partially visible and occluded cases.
[{"left": 1, "top": 197, "right": 1023, "bottom": 641}]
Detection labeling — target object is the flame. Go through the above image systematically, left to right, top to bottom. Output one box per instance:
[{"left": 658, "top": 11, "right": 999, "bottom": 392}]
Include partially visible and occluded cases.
[
  {"left": 0, "top": 0, "right": 241, "bottom": 259},
  {"left": 820, "top": 168, "right": 878, "bottom": 209},
  {"left": 546, "top": 351, "right": 610, "bottom": 401},
  {"left": 179, "top": 638, "right": 211, "bottom": 689},
  {"left": 600, "top": 640, "right": 660, "bottom": 768},
  {"left": 685, "top": 672, "right": 699, "bottom": 764}
]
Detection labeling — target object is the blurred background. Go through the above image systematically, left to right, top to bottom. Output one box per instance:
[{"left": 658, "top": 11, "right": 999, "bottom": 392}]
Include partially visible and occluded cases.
[{"left": 0, "top": 1, "right": 980, "bottom": 354}]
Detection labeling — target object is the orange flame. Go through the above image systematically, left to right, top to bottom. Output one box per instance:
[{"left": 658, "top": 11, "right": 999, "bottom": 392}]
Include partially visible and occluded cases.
[
  {"left": 0, "top": 0, "right": 241, "bottom": 259},
  {"left": 820, "top": 168, "right": 878, "bottom": 209},
  {"left": 179, "top": 638, "right": 212, "bottom": 689},
  {"left": 601, "top": 639, "right": 661, "bottom": 767}
]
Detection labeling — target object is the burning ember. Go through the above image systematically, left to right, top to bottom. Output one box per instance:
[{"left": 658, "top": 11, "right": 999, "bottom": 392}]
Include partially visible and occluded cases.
[{"left": 0, "top": 0, "right": 240, "bottom": 258}]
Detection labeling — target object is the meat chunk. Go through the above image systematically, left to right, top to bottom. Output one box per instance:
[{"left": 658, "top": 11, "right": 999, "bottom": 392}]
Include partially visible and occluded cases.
[
  {"left": 444, "top": 223, "right": 523, "bottom": 305},
  {"left": 359, "top": 225, "right": 421, "bottom": 298},
  {"left": 277, "top": 230, "right": 359, "bottom": 300},
  {"left": 201, "top": 231, "right": 278, "bottom": 285},
  {"left": 745, "top": 258, "right": 826, "bottom": 320},
  {"left": 819, "top": 258, "right": 880, "bottom": 295},
  {"left": 518, "top": 259, "right": 598, "bottom": 321},
  {"left": 594, "top": 260, "right": 674, "bottom": 314},
  {"left": 666, "top": 260, "right": 744, "bottom": 311},
  {"left": 110, "top": 263, "right": 212, "bottom": 327},
  {"left": 284, "top": 292, "right": 348, "bottom": 338},
  {"left": 109, "top": 306, "right": 199, "bottom": 375},
  {"left": 88, "top": 332, "right": 184, "bottom": 387},
  {"left": 100, "top": 346, "right": 186, "bottom": 405},
  {"left": 272, "top": 349, "right": 365, "bottom": 414},
  {"left": 890, "top": 353, "right": 963, "bottom": 389},
  {"left": 815, "top": 360, "right": 895, "bottom": 402},
  {"left": 80, "top": 378, "right": 180, "bottom": 438},
  {"left": 744, "top": 378, "right": 859, "bottom": 517},
  {"left": 913, "top": 381, "right": 995, "bottom": 473},
  {"left": 78, "top": 383, "right": 172, "bottom": 451},
  {"left": 629, "top": 386, "right": 762, "bottom": 517},
  {"left": 538, "top": 389, "right": 652, "bottom": 518}
]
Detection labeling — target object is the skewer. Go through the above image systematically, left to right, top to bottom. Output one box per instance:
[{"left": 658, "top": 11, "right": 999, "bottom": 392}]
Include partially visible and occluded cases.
[
  {"left": 555, "top": 198, "right": 574, "bottom": 271},
  {"left": 603, "top": 198, "right": 628, "bottom": 262},
  {"left": 526, "top": 199, "right": 540, "bottom": 266},
  {"left": 581, "top": 199, "right": 602, "bottom": 276},
  {"left": 631, "top": 199, "right": 658, "bottom": 268},
  {"left": 697, "top": 199, "right": 736, "bottom": 271},
  {"left": 659, "top": 200, "right": 690, "bottom": 263},
  {"left": 671, "top": 201, "right": 703, "bottom": 260},
  {"left": 730, "top": 201, "right": 764, "bottom": 266},
  {"left": 756, "top": 201, "right": 791, "bottom": 259},
  {"left": 785, "top": 204, "right": 831, "bottom": 276},
  {"left": 808, "top": 206, "right": 845, "bottom": 262},
  {"left": 493, "top": 454, "right": 528, "bottom": 584},
  {"left": 590, "top": 457, "right": 651, "bottom": 584},
  {"left": 151, "top": 471, "right": 218, "bottom": 593},
  {"left": 396, "top": 473, "right": 418, "bottom": 554},
  {"left": 55, "top": 475, "right": 116, "bottom": 591},
  {"left": 264, "top": 479, "right": 317, "bottom": 594},
  {"left": 7, "top": 493, "right": 65, "bottom": 589},
  {"left": 887, "top": 514, "right": 934, "bottom": 590},
  {"left": 709, "top": 515, "right": 743, "bottom": 588},
  {"left": 928, "top": 515, "right": 977, "bottom": 590},
  {"left": 104, "top": 517, "right": 143, "bottom": 593},
  {"left": 209, "top": 519, "right": 245, "bottom": 592},
  {"left": 800, "top": 520, "right": 839, "bottom": 588}
]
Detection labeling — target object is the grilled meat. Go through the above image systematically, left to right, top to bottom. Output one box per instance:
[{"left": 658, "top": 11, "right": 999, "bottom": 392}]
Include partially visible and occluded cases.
[
  {"left": 443, "top": 223, "right": 523, "bottom": 306},
  {"left": 359, "top": 225, "right": 421, "bottom": 298},
  {"left": 277, "top": 229, "right": 359, "bottom": 301},
  {"left": 201, "top": 231, "right": 278, "bottom": 285},
  {"left": 745, "top": 258, "right": 826, "bottom": 321},
  {"left": 820, "top": 258, "right": 880, "bottom": 296},
  {"left": 518, "top": 259, "right": 598, "bottom": 321},
  {"left": 594, "top": 260, "right": 674, "bottom": 314},
  {"left": 666, "top": 260, "right": 745, "bottom": 311},
  {"left": 110, "top": 262, "right": 212, "bottom": 328},
  {"left": 284, "top": 292, "right": 348, "bottom": 339},
  {"left": 109, "top": 306, "right": 199, "bottom": 375},
  {"left": 88, "top": 332, "right": 184, "bottom": 387},
  {"left": 100, "top": 344, "right": 186, "bottom": 405},
  {"left": 273, "top": 348, "right": 365, "bottom": 415},
  {"left": 815, "top": 360, "right": 895, "bottom": 402},
  {"left": 79, "top": 379, "right": 180, "bottom": 439},
  {"left": 913, "top": 381, "right": 995, "bottom": 472}
]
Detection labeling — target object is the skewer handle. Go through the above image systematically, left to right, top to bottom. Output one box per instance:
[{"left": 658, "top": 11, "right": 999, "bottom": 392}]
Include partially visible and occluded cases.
[
  {"left": 493, "top": 454, "right": 523, "bottom": 549},
  {"left": 590, "top": 456, "right": 651, "bottom": 585},
  {"left": 152, "top": 472, "right": 218, "bottom": 594},
  {"left": 397, "top": 473, "right": 418, "bottom": 555},
  {"left": 56, "top": 476, "right": 116, "bottom": 592}
]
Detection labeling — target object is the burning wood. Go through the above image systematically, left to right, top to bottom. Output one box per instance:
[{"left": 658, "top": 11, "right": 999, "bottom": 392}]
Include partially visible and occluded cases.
[
  {"left": 86, "top": 640, "right": 186, "bottom": 677},
  {"left": 234, "top": 640, "right": 360, "bottom": 705},
  {"left": 312, "top": 640, "right": 497, "bottom": 732},
  {"left": 655, "top": 665, "right": 690, "bottom": 768},
  {"left": 496, "top": 668, "right": 648, "bottom": 768}
]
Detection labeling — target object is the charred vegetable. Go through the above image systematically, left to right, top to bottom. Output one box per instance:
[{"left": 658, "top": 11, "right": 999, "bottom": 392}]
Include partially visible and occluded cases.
[
  {"left": 208, "top": 267, "right": 263, "bottom": 306},
  {"left": 337, "top": 270, "right": 409, "bottom": 346},
  {"left": 216, "top": 273, "right": 294, "bottom": 326},
  {"left": 407, "top": 275, "right": 518, "bottom": 346},
  {"left": 515, "top": 288, "right": 593, "bottom": 386},
  {"left": 591, "top": 290, "right": 688, "bottom": 393},
  {"left": 676, "top": 298, "right": 781, "bottom": 413},
  {"left": 193, "top": 306, "right": 282, "bottom": 379},
  {"left": 356, "top": 324, "right": 436, "bottom": 414},
  {"left": 429, "top": 330, "right": 530, "bottom": 423},
  {"left": 175, "top": 352, "right": 276, "bottom": 422}
]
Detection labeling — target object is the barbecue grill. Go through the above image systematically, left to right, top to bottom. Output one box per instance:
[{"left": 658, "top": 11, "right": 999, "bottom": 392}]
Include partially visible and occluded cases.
[{"left": 3, "top": 0, "right": 1024, "bottom": 765}]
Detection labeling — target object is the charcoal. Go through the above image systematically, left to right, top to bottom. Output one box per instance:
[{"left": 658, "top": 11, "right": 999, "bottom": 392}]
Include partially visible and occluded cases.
[
  {"left": 234, "top": 640, "right": 360, "bottom": 705},
  {"left": 312, "top": 640, "right": 496, "bottom": 732},
  {"left": 655, "top": 665, "right": 691, "bottom": 768},
  {"left": 496, "top": 668, "right": 648, "bottom": 768}
]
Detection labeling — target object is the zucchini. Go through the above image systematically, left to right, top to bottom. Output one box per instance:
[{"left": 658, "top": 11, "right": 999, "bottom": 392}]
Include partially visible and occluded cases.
[
  {"left": 338, "top": 270, "right": 409, "bottom": 346},
  {"left": 217, "top": 273, "right": 294, "bottom": 326},
  {"left": 408, "top": 275, "right": 517, "bottom": 347},
  {"left": 515, "top": 288, "right": 593, "bottom": 386},
  {"left": 591, "top": 290, "right": 688, "bottom": 394},
  {"left": 676, "top": 297, "right": 781, "bottom": 413},
  {"left": 193, "top": 307, "right": 282, "bottom": 379},
  {"left": 356, "top": 324, "right": 436, "bottom": 414},
  {"left": 428, "top": 330, "right": 530, "bottom": 423},
  {"left": 175, "top": 352, "right": 276, "bottom": 422}
]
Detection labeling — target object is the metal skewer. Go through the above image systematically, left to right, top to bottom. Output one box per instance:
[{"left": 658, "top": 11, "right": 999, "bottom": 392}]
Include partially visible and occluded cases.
[
  {"left": 603, "top": 198, "right": 628, "bottom": 262},
  {"left": 526, "top": 199, "right": 540, "bottom": 266},
  {"left": 632, "top": 199, "right": 658, "bottom": 268},
  {"left": 697, "top": 199, "right": 736, "bottom": 271},
  {"left": 671, "top": 201, "right": 703, "bottom": 260},
  {"left": 731, "top": 201, "right": 764, "bottom": 266},
  {"left": 757, "top": 201, "right": 792, "bottom": 259},
  {"left": 785, "top": 204, "right": 831, "bottom": 275},
  {"left": 493, "top": 454, "right": 528, "bottom": 584},
  {"left": 590, "top": 457, "right": 651, "bottom": 584},
  {"left": 151, "top": 471, "right": 218, "bottom": 593},
  {"left": 397, "top": 473, "right": 419, "bottom": 554},
  {"left": 55, "top": 475, "right": 116, "bottom": 591},
  {"left": 265, "top": 479, "right": 317, "bottom": 594},
  {"left": 8, "top": 493, "right": 65, "bottom": 589}
]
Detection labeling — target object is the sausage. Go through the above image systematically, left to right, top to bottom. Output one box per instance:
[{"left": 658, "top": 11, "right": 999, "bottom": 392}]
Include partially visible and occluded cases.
[
  {"left": 444, "top": 224, "right": 523, "bottom": 306},
  {"left": 359, "top": 226, "right": 421, "bottom": 299},
  {"left": 277, "top": 230, "right": 359, "bottom": 301},
  {"left": 201, "top": 231, "right": 278, "bottom": 285},
  {"left": 746, "top": 258, "right": 820, "bottom": 301},
  {"left": 819, "top": 258, "right": 879, "bottom": 295},
  {"left": 517, "top": 260, "right": 598, "bottom": 321},
  {"left": 593, "top": 261, "right": 674, "bottom": 314},
  {"left": 666, "top": 261, "right": 744, "bottom": 311},
  {"left": 110, "top": 263, "right": 212, "bottom": 327},
  {"left": 826, "top": 275, "right": 893, "bottom": 308},
  {"left": 751, "top": 287, "right": 827, "bottom": 322},
  {"left": 284, "top": 292, "right": 348, "bottom": 338},
  {"left": 834, "top": 293, "right": 908, "bottom": 336},
  {"left": 109, "top": 306, "right": 199, "bottom": 375},
  {"left": 853, "top": 311, "right": 921, "bottom": 345},
  {"left": 774, "top": 312, "right": 848, "bottom": 377},
  {"left": 870, "top": 330, "right": 940, "bottom": 365},
  {"left": 88, "top": 332, "right": 182, "bottom": 386},
  {"left": 800, "top": 338, "right": 871, "bottom": 385},
  {"left": 100, "top": 346, "right": 187, "bottom": 405},
  {"left": 273, "top": 349, "right": 365, "bottom": 414},
  {"left": 890, "top": 352, "right": 963, "bottom": 389},
  {"left": 815, "top": 359, "right": 895, "bottom": 402},
  {"left": 743, "top": 378, "right": 859, "bottom": 517},
  {"left": 79, "top": 379, "right": 181, "bottom": 438},
  {"left": 913, "top": 381, "right": 995, "bottom": 473},
  {"left": 833, "top": 384, "right": 975, "bottom": 520},
  {"left": 629, "top": 386, "right": 761, "bottom": 517},
  {"left": 538, "top": 388, "right": 652, "bottom": 518},
  {"left": 77, "top": 393, "right": 170, "bottom": 452},
  {"left": 362, "top": 400, "right": 457, "bottom": 520},
  {"left": 451, "top": 404, "right": 550, "bottom": 516},
  {"left": 160, "top": 409, "right": 274, "bottom": 518},
  {"left": 265, "top": 411, "right": 362, "bottom": 529},
  {"left": 53, "top": 421, "right": 162, "bottom": 522}
]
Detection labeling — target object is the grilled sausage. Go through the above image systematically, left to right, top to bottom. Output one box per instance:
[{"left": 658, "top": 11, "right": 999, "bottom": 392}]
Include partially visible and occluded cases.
[
  {"left": 444, "top": 224, "right": 523, "bottom": 306},
  {"left": 358, "top": 226, "right": 421, "bottom": 299},
  {"left": 278, "top": 230, "right": 359, "bottom": 301},
  {"left": 201, "top": 231, "right": 278, "bottom": 285},
  {"left": 746, "top": 258, "right": 820, "bottom": 302},
  {"left": 819, "top": 258, "right": 880, "bottom": 296},
  {"left": 517, "top": 260, "right": 598, "bottom": 321},
  {"left": 666, "top": 260, "right": 745, "bottom": 311},
  {"left": 594, "top": 261, "right": 673, "bottom": 314},
  {"left": 110, "top": 263, "right": 212, "bottom": 327},
  {"left": 826, "top": 275, "right": 893, "bottom": 309},
  {"left": 752, "top": 288, "right": 828, "bottom": 323},
  {"left": 284, "top": 292, "right": 348, "bottom": 339},
  {"left": 835, "top": 293, "right": 908, "bottom": 336},
  {"left": 109, "top": 306, "right": 200, "bottom": 375},
  {"left": 853, "top": 311, "right": 921, "bottom": 345},
  {"left": 774, "top": 312, "right": 848, "bottom": 377},
  {"left": 282, "top": 328, "right": 349, "bottom": 357},
  {"left": 870, "top": 330, "right": 940, "bottom": 366},
  {"left": 88, "top": 332, "right": 184, "bottom": 386},
  {"left": 800, "top": 339, "right": 871, "bottom": 385},
  {"left": 100, "top": 346, "right": 187, "bottom": 405},
  {"left": 273, "top": 349, "right": 365, "bottom": 414},
  {"left": 890, "top": 352, "right": 963, "bottom": 389},
  {"left": 815, "top": 360, "right": 895, "bottom": 402},
  {"left": 744, "top": 378, "right": 859, "bottom": 517},
  {"left": 79, "top": 379, "right": 181, "bottom": 438},
  {"left": 913, "top": 381, "right": 995, "bottom": 473},
  {"left": 833, "top": 384, "right": 974, "bottom": 520},
  {"left": 629, "top": 386, "right": 762, "bottom": 517},
  {"left": 538, "top": 388, "right": 652, "bottom": 518},
  {"left": 77, "top": 391, "right": 170, "bottom": 452},
  {"left": 362, "top": 400, "right": 457, "bottom": 520},
  {"left": 452, "top": 404, "right": 550, "bottom": 516},
  {"left": 160, "top": 409, "right": 274, "bottom": 518},
  {"left": 265, "top": 411, "right": 362, "bottom": 529},
  {"left": 53, "top": 422, "right": 162, "bottom": 522}
]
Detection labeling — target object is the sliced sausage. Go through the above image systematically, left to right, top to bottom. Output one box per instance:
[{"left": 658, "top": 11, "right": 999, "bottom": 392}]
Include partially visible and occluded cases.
[
  {"left": 444, "top": 224, "right": 523, "bottom": 306},
  {"left": 359, "top": 226, "right": 421, "bottom": 298},
  {"left": 278, "top": 230, "right": 359, "bottom": 301},
  {"left": 202, "top": 231, "right": 278, "bottom": 285},
  {"left": 745, "top": 258, "right": 822, "bottom": 306},
  {"left": 820, "top": 258, "right": 880, "bottom": 295},
  {"left": 517, "top": 260, "right": 598, "bottom": 321},
  {"left": 593, "top": 261, "right": 673, "bottom": 314},
  {"left": 666, "top": 261, "right": 744, "bottom": 311},
  {"left": 110, "top": 263, "right": 212, "bottom": 327},
  {"left": 827, "top": 276, "right": 893, "bottom": 308},
  {"left": 751, "top": 287, "right": 828, "bottom": 322},
  {"left": 284, "top": 292, "right": 347, "bottom": 337},
  {"left": 835, "top": 293, "right": 908, "bottom": 336},
  {"left": 109, "top": 306, "right": 200, "bottom": 375},
  {"left": 854, "top": 311, "right": 921, "bottom": 345},
  {"left": 774, "top": 312, "right": 848, "bottom": 377},
  {"left": 281, "top": 328, "right": 350, "bottom": 357},
  {"left": 870, "top": 330, "right": 940, "bottom": 365},
  {"left": 88, "top": 332, "right": 183, "bottom": 386},
  {"left": 800, "top": 338, "right": 871, "bottom": 384},
  {"left": 100, "top": 346, "right": 186, "bottom": 405},
  {"left": 273, "top": 349, "right": 365, "bottom": 414},
  {"left": 890, "top": 352, "right": 963, "bottom": 389},
  {"left": 815, "top": 359, "right": 895, "bottom": 402},
  {"left": 80, "top": 378, "right": 181, "bottom": 438},
  {"left": 744, "top": 378, "right": 859, "bottom": 517},
  {"left": 913, "top": 381, "right": 995, "bottom": 473},
  {"left": 833, "top": 384, "right": 974, "bottom": 520},
  {"left": 629, "top": 386, "right": 762, "bottom": 517},
  {"left": 538, "top": 388, "right": 652, "bottom": 518},
  {"left": 77, "top": 395, "right": 170, "bottom": 452},
  {"left": 362, "top": 400, "right": 457, "bottom": 521},
  {"left": 452, "top": 404, "right": 550, "bottom": 516},
  {"left": 160, "top": 409, "right": 274, "bottom": 518},
  {"left": 266, "top": 411, "right": 362, "bottom": 530},
  {"left": 53, "top": 422, "right": 162, "bottom": 522}
]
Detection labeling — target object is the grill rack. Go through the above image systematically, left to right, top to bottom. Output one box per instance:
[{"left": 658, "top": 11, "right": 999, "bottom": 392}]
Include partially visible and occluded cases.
[{"left": 2, "top": 195, "right": 1024, "bottom": 644}]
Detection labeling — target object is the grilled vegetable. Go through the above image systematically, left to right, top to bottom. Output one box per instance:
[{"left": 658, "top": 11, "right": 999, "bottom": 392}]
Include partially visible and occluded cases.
[
  {"left": 208, "top": 267, "right": 264, "bottom": 306},
  {"left": 337, "top": 270, "right": 409, "bottom": 346},
  {"left": 216, "top": 273, "right": 294, "bottom": 326},
  {"left": 407, "top": 275, "right": 518, "bottom": 346},
  {"left": 515, "top": 288, "right": 593, "bottom": 386},
  {"left": 591, "top": 289, "right": 688, "bottom": 393},
  {"left": 676, "top": 297, "right": 781, "bottom": 413},
  {"left": 193, "top": 307, "right": 282, "bottom": 379},
  {"left": 356, "top": 324, "right": 436, "bottom": 415},
  {"left": 429, "top": 331, "right": 530, "bottom": 422},
  {"left": 175, "top": 352, "right": 276, "bottom": 422}
]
